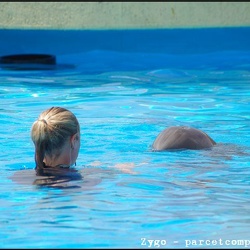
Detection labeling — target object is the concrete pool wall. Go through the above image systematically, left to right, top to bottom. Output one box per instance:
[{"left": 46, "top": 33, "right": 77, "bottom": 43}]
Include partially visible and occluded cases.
[
  {"left": 0, "top": 2, "right": 250, "bottom": 29},
  {"left": 0, "top": 2, "right": 250, "bottom": 66}
]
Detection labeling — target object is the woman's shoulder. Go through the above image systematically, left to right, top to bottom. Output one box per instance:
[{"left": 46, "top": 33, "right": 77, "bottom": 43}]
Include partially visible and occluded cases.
[
  {"left": 9, "top": 168, "right": 102, "bottom": 189},
  {"left": 9, "top": 169, "right": 36, "bottom": 185}
]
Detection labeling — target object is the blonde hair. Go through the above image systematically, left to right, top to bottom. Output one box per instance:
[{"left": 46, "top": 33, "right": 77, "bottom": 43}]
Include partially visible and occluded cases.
[{"left": 31, "top": 107, "right": 80, "bottom": 175}]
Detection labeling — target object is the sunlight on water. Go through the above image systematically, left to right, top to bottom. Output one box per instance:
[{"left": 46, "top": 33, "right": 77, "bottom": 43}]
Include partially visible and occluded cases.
[{"left": 0, "top": 50, "right": 250, "bottom": 248}]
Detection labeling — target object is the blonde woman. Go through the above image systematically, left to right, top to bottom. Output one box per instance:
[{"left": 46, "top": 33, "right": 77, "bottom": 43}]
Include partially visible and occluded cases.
[{"left": 30, "top": 106, "right": 82, "bottom": 186}]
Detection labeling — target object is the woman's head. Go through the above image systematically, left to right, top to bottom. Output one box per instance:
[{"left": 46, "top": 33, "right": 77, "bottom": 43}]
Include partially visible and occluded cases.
[{"left": 31, "top": 107, "right": 80, "bottom": 175}]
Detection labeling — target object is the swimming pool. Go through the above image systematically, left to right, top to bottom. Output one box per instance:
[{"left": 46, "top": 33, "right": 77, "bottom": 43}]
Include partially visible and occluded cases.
[{"left": 0, "top": 28, "right": 250, "bottom": 248}]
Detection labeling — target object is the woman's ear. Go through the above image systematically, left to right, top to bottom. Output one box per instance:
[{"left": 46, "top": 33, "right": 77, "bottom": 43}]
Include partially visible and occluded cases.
[{"left": 70, "top": 133, "right": 78, "bottom": 149}]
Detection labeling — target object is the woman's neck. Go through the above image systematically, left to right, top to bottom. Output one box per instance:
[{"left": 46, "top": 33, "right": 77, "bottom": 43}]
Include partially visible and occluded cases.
[{"left": 44, "top": 148, "right": 72, "bottom": 168}]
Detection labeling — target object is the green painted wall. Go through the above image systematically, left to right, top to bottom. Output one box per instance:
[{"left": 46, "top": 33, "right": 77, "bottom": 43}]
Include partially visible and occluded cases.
[{"left": 0, "top": 2, "right": 250, "bottom": 29}]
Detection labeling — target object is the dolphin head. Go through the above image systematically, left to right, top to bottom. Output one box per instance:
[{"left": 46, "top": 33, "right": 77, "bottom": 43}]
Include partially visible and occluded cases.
[{"left": 152, "top": 126, "right": 216, "bottom": 151}]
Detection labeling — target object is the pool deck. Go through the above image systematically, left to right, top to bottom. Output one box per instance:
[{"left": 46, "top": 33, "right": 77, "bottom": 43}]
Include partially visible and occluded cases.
[{"left": 0, "top": 2, "right": 250, "bottom": 29}]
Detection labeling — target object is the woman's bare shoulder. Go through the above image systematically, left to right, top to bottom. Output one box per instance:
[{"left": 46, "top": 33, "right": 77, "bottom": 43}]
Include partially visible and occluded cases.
[
  {"left": 9, "top": 168, "right": 102, "bottom": 189},
  {"left": 9, "top": 169, "right": 36, "bottom": 185}
]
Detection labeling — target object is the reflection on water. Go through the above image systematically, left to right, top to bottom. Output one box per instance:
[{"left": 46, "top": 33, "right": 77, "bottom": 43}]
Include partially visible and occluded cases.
[{"left": 0, "top": 52, "right": 250, "bottom": 248}]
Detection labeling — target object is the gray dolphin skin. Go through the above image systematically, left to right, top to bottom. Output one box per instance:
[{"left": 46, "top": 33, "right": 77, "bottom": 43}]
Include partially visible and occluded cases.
[{"left": 152, "top": 126, "right": 216, "bottom": 150}]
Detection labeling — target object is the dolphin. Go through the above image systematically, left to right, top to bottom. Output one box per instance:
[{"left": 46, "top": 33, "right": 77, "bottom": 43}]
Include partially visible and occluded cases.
[{"left": 152, "top": 126, "right": 216, "bottom": 150}]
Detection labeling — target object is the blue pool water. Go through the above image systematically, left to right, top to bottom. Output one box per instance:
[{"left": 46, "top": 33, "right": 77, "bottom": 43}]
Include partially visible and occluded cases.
[{"left": 0, "top": 28, "right": 250, "bottom": 248}]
